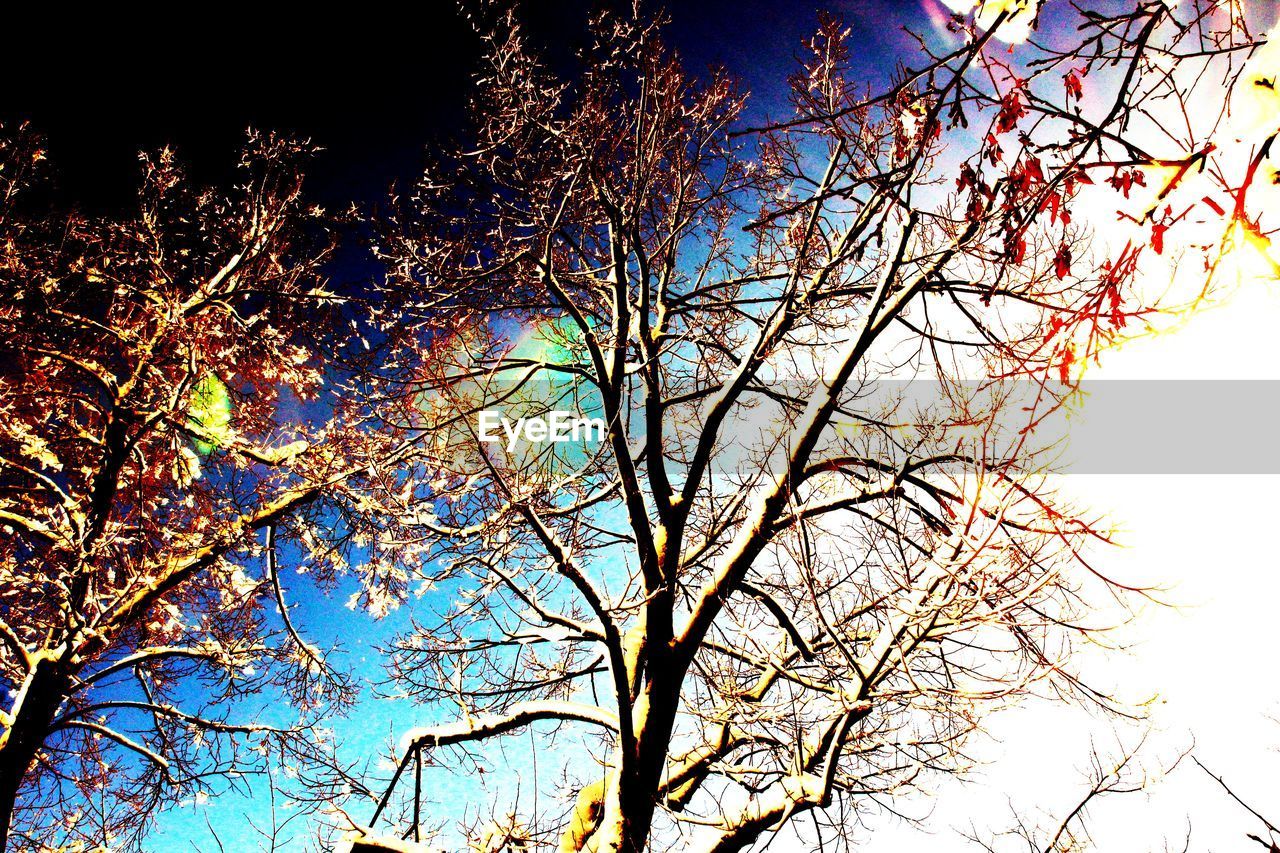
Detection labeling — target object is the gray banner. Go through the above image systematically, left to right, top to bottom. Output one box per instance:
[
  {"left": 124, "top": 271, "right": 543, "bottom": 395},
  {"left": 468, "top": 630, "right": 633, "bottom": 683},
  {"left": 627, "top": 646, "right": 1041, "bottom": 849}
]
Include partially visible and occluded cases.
[
  {"left": 450, "top": 379, "right": 1280, "bottom": 474},
  {"left": 1032, "top": 380, "right": 1280, "bottom": 474}
]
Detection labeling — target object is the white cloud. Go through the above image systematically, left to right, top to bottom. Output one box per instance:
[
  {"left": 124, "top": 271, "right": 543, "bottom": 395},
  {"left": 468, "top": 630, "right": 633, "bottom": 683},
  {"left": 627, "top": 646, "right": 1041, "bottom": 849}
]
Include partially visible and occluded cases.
[{"left": 940, "top": 0, "right": 1038, "bottom": 44}]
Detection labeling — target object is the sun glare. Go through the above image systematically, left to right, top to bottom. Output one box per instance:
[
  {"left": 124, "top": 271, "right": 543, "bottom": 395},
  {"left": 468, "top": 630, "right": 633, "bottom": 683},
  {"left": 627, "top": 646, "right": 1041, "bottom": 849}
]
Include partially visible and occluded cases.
[{"left": 1216, "top": 220, "right": 1280, "bottom": 285}]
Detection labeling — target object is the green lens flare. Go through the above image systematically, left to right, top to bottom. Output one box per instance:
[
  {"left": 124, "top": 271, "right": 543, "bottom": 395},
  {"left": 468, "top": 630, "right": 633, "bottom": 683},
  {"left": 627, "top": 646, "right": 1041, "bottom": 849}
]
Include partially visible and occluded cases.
[{"left": 188, "top": 374, "right": 232, "bottom": 455}]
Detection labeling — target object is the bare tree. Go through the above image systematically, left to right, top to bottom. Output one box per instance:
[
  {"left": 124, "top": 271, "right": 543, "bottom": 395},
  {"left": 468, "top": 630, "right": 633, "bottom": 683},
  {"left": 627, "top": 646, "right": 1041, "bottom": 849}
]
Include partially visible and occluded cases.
[
  {"left": 349, "top": 2, "right": 1267, "bottom": 851},
  {"left": 0, "top": 127, "right": 433, "bottom": 851}
]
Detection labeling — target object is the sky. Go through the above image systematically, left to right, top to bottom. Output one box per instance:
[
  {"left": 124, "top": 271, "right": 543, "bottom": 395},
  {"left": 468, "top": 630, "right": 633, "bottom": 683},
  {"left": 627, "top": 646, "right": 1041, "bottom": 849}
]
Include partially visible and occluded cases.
[
  {"left": 10, "top": 0, "right": 1280, "bottom": 850},
  {"left": 0, "top": 1, "right": 917, "bottom": 211},
  {"left": 859, "top": 287, "right": 1280, "bottom": 850}
]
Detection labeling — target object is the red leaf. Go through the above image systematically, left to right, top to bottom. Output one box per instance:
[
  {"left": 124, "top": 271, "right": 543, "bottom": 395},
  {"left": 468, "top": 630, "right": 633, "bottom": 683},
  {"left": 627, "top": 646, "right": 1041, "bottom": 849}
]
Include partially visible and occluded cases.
[
  {"left": 1064, "top": 70, "right": 1083, "bottom": 101},
  {"left": 996, "top": 90, "right": 1027, "bottom": 134},
  {"left": 985, "top": 133, "right": 1004, "bottom": 163},
  {"left": 1024, "top": 156, "right": 1045, "bottom": 184},
  {"left": 1043, "top": 191, "right": 1061, "bottom": 224},
  {"left": 966, "top": 194, "right": 986, "bottom": 222},
  {"left": 1151, "top": 223, "right": 1167, "bottom": 255},
  {"left": 1006, "top": 233, "right": 1027, "bottom": 264},
  {"left": 1054, "top": 243, "right": 1072, "bottom": 280},
  {"left": 1107, "top": 284, "right": 1126, "bottom": 328},
  {"left": 1044, "top": 314, "right": 1064, "bottom": 342},
  {"left": 1058, "top": 346, "right": 1075, "bottom": 383}
]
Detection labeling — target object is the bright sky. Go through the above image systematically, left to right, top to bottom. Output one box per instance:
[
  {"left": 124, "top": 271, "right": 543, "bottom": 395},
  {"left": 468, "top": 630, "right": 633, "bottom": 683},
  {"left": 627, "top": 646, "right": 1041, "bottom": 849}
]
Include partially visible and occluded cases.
[{"left": 856, "top": 263, "right": 1280, "bottom": 850}]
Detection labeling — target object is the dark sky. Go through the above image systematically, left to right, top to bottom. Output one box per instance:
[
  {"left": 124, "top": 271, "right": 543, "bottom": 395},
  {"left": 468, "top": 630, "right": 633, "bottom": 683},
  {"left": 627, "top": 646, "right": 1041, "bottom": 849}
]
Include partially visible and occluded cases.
[{"left": 3, "top": 1, "right": 921, "bottom": 212}]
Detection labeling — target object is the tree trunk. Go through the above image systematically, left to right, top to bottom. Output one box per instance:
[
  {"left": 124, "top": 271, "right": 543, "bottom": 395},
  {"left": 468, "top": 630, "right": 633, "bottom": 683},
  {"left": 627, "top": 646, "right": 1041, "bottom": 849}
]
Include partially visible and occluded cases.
[
  {"left": 0, "top": 656, "right": 71, "bottom": 851},
  {"left": 616, "top": 670, "right": 684, "bottom": 853}
]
